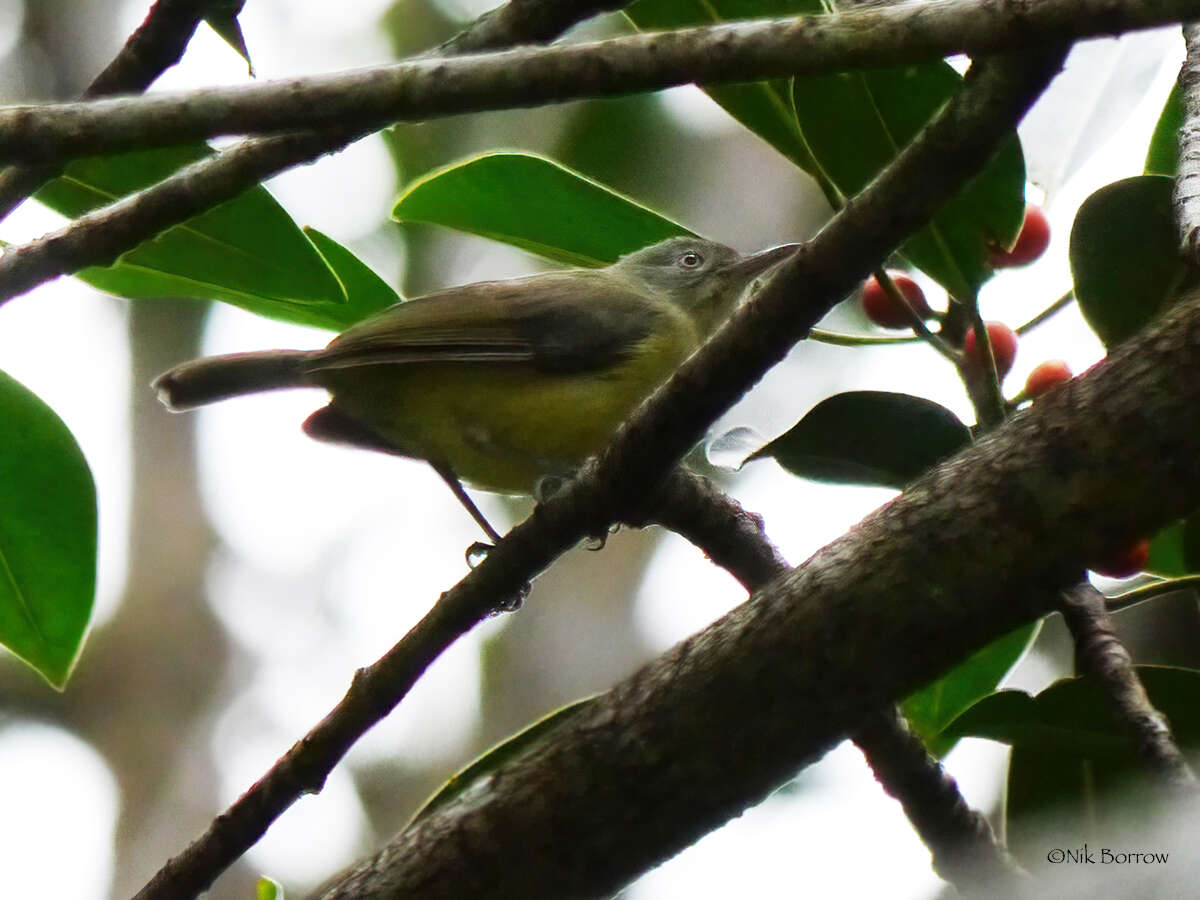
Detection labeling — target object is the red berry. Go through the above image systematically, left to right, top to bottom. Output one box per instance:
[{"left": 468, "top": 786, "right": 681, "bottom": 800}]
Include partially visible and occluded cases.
[
  {"left": 989, "top": 205, "right": 1051, "bottom": 268},
  {"left": 860, "top": 272, "right": 933, "bottom": 329},
  {"left": 963, "top": 322, "right": 1018, "bottom": 379},
  {"left": 1024, "top": 359, "right": 1072, "bottom": 398},
  {"left": 1091, "top": 539, "right": 1151, "bottom": 579}
]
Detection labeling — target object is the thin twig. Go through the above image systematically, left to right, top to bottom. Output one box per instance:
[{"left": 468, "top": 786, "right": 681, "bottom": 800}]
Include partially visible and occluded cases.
[
  {"left": 0, "top": 0, "right": 1189, "bottom": 164},
  {"left": 873, "top": 268, "right": 959, "bottom": 360},
  {"left": 1015, "top": 289, "right": 1074, "bottom": 335},
  {"left": 959, "top": 299, "right": 1008, "bottom": 428},
  {"left": 809, "top": 328, "right": 921, "bottom": 346},
  {"left": 636, "top": 468, "right": 790, "bottom": 589},
  {"left": 1058, "top": 583, "right": 1200, "bottom": 792},
  {"left": 855, "top": 708, "right": 1031, "bottom": 894}
]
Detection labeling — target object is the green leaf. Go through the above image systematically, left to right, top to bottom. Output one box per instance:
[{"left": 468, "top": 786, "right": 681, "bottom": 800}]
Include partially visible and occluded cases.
[
  {"left": 206, "top": 0, "right": 253, "bottom": 73},
  {"left": 625, "top": 0, "right": 827, "bottom": 191},
  {"left": 792, "top": 63, "right": 1026, "bottom": 300},
  {"left": 1144, "top": 83, "right": 1181, "bottom": 177},
  {"left": 35, "top": 145, "right": 348, "bottom": 328},
  {"left": 393, "top": 153, "right": 689, "bottom": 267},
  {"left": 1070, "top": 175, "right": 1188, "bottom": 346},
  {"left": 302, "top": 228, "right": 401, "bottom": 327},
  {"left": 0, "top": 371, "right": 96, "bottom": 688},
  {"left": 751, "top": 391, "right": 971, "bottom": 490},
  {"left": 1146, "top": 512, "right": 1200, "bottom": 577},
  {"left": 1147, "top": 520, "right": 1188, "bottom": 577},
  {"left": 903, "top": 622, "right": 1040, "bottom": 758},
  {"left": 943, "top": 667, "right": 1200, "bottom": 870},
  {"left": 409, "top": 696, "right": 596, "bottom": 825}
]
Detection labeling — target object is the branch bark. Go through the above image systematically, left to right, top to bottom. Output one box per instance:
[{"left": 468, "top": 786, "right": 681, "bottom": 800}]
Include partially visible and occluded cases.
[
  {"left": 0, "top": 0, "right": 1192, "bottom": 164},
  {"left": 1176, "top": 22, "right": 1200, "bottom": 258},
  {"left": 1059, "top": 583, "right": 1200, "bottom": 792}
]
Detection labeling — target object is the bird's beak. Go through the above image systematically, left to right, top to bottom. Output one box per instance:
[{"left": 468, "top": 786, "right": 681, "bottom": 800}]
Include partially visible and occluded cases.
[{"left": 728, "top": 243, "right": 801, "bottom": 280}]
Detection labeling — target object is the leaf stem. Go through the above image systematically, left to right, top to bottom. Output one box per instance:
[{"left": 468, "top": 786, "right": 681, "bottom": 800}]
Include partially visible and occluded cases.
[{"left": 1015, "top": 289, "right": 1074, "bottom": 335}]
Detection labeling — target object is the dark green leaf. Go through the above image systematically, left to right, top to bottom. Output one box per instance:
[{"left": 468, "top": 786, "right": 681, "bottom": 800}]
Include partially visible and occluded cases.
[
  {"left": 206, "top": 0, "right": 253, "bottom": 73},
  {"left": 625, "top": 0, "right": 827, "bottom": 192},
  {"left": 793, "top": 64, "right": 1026, "bottom": 300},
  {"left": 1145, "top": 83, "right": 1181, "bottom": 177},
  {"left": 35, "top": 145, "right": 347, "bottom": 326},
  {"left": 393, "top": 153, "right": 689, "bottom": 266},
  {"left": 1070, "top": 175, "right": 1188, "bottom": 346},
  {"left": 0, "top": 371, "right": 96, "bottom": 688},
  {"left": 752, "top": 391, "right": 970, "bottom": 490},
  {"left": 1147, "top": 512, "right": 1200, "bottom": 577},
  {"left": 1147, "top": 520, "right": 1188, "bottom": 577},
  {"left": 903, "top": 622, "right": 1040, "bottom": 758},
  {"left": 942, "top": 667, "right": 1200, "bottom": 751},
  {"left": 944, "top": 667, "right": 1200, "bottom": 871},
  {"left": 410, "top": 696, "right": 596, "bottom": 825}
]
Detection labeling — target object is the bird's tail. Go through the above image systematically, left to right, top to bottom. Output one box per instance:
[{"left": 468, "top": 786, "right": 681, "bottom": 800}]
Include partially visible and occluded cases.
[{"left": 153, "top": 350, "right": 314, "bottom": 411}]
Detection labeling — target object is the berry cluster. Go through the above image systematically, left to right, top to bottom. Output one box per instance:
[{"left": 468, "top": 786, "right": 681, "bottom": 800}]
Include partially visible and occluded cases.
[{"left": 854, "top": 205, "right": 1147, "bottom": 579}]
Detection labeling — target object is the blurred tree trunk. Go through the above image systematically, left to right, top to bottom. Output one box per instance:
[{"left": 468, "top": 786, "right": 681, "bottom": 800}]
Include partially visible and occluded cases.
[
  {"left": 22, "top": 0, "right": 122, "bottom": 97},
  {"left": 97, "top": 298, "right": 243, "bottom": 897}
]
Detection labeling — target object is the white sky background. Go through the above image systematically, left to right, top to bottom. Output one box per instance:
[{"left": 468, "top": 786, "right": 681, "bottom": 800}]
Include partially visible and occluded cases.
[{"left": 0, "top": 1, "right": 1186, "bottom": 896}]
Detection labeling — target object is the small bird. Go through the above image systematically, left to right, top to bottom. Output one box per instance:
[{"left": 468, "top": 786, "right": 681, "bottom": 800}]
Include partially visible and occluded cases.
[{"left": 154, "top": 236, "right": 797, "bottom": 540}]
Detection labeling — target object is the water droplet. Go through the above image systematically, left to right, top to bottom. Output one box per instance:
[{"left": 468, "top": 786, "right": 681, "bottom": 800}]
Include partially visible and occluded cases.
[
  {"left": 705, "top": 426, "right": 766, "bottom": 470},
  {"left": 584, "top": 533, "right": 608, "bottom": 552},
  {"left": 465, "top": 542, "right": 493, "bottom": 568},
  {"left": 489, "top": 581, "right": 530, "bottom": 615}
]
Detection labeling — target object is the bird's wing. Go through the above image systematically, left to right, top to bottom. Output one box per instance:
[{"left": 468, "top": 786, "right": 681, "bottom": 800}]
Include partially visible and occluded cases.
[{"left": 308, "top": 272, "right": 672, "bottom": 375}]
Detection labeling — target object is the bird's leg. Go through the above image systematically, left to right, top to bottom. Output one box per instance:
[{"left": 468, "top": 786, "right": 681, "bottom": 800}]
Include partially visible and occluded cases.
[{"left": 429, "top": 460, "right": 504, "bottom": 547}]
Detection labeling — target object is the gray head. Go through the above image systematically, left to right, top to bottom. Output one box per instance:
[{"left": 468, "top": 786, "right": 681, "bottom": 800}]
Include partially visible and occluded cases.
[{"left": 612, "top": 236, "right": 798, "bottom": 334}]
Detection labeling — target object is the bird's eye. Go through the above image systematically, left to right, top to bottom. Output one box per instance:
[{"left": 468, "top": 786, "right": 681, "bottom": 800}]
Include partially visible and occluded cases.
[{"left": 679, "top": 250, "right": 703, "bottom": 268}]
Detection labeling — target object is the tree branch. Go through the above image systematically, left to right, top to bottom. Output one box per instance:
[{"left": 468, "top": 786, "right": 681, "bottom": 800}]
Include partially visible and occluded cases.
[
  {"left": 0, "top": 0, "right": 1192, "bottom": 164},
  {"left": 0, "top": 0, "right": 228, "bottom": 220},
  {"left": 1176, "top": 22, "right": 1200, "bottom": 258},
  {"left": 637, "top": 469, "right": 790, "bottom": 590},
  {"left": 1058, "top": 583, "right": 1200, "bottom": 792},
  {"left": 854, "top": 708, "right": 1029, "bottom": 893}
]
